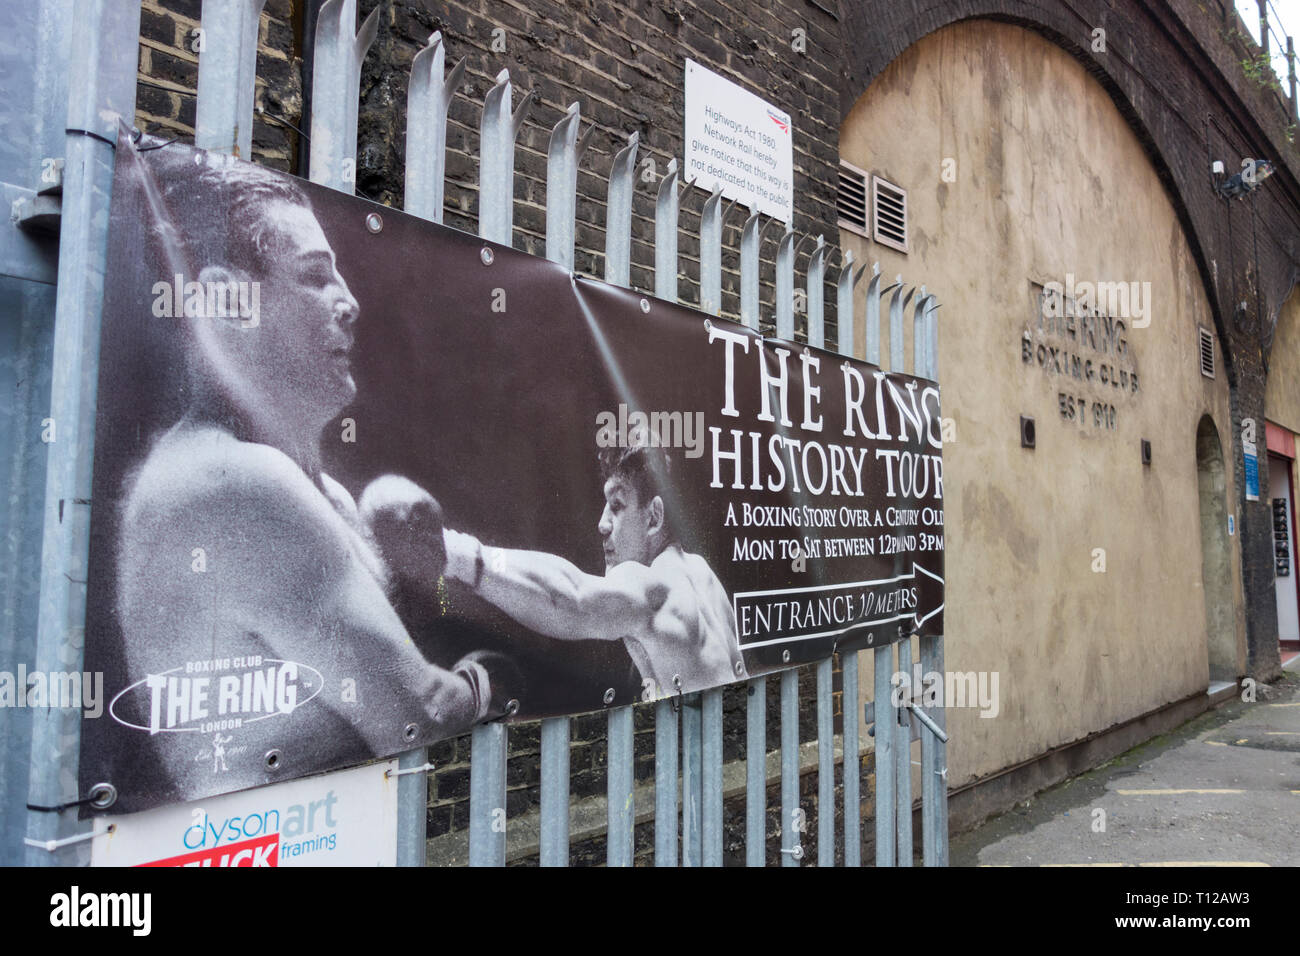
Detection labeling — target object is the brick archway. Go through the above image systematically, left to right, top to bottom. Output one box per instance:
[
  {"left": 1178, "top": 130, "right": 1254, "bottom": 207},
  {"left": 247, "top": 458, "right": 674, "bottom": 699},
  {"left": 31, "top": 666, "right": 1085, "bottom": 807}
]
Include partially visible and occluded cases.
[{"left": 837, "top": 0, "right": 1297, "bottom": 678}]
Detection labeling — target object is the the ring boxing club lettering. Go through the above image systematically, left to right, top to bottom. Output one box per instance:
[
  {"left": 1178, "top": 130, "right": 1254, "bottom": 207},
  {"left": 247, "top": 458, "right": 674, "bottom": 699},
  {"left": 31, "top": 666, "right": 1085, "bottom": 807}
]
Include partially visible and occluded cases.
[{"left": 1023, "top": 279, "right": 1143, "bottom": 434}]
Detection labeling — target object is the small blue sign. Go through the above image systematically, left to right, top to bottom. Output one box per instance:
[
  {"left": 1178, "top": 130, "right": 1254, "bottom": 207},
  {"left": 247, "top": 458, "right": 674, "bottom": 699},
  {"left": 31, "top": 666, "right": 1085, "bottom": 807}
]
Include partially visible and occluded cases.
[{"left": 1244, "top": 441, "right": 1260, "bottom": 502}]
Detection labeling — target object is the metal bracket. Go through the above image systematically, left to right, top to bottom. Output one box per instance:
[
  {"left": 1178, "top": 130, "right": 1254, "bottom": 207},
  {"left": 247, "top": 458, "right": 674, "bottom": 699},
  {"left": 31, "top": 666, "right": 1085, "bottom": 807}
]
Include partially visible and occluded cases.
[
  {"left": 3, "top": 181, "right": 59, "bottom": 284},
  {"left": 13, "top": 192, "right": 61, "bottom": 234},
  {"left": 866, "top": 699, "right": 946, "bottom": 743},
  {"left": 899, "top": 699, "right": 949, "bottom": 743}
]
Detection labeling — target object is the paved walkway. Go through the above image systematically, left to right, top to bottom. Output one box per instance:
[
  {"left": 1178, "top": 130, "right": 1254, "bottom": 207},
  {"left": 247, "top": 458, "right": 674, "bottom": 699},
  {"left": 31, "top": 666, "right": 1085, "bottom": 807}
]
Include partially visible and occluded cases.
[{"left": 951, "top": 657, "right": 1300, "bottom": 867}]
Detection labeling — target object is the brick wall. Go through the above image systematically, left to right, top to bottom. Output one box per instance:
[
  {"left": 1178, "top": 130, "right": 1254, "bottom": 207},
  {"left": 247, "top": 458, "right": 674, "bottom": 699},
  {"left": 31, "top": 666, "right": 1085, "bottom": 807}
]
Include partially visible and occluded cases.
[
  {"left": 135, "top": 0, "right": 302, "bottom": 169},
  {"left": 135, "top": 0, "right": 845, "bottom": 333},
  {"left": 356, "top": 0, "right": 842, "bottom": 337}
]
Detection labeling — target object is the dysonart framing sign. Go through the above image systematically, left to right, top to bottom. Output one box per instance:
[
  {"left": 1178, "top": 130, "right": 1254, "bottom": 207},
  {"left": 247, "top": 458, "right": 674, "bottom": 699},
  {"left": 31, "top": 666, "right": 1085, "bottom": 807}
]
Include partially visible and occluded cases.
[
  {"left": 81, "top": 135, "right": 944, "bottom": 812},
  {"left": 91, "top": 761, "right": 398, "bottom": 867}
]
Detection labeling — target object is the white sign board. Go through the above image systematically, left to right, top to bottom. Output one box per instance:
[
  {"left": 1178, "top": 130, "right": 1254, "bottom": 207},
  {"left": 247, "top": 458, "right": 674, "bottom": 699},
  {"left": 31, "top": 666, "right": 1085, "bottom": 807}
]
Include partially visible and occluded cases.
[
  {"left": 684, "top": 59, "right": 794, "bottom": 223},
  {"left": 90, "top": 760, "right": 398, "bottom": 867}
]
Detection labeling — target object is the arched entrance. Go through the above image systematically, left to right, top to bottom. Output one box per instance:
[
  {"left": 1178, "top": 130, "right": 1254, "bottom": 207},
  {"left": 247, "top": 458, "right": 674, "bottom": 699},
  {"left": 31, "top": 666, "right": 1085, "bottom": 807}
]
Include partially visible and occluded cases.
[{"left": 1197, "top": 415, "right": 1236, "bottom": 682}]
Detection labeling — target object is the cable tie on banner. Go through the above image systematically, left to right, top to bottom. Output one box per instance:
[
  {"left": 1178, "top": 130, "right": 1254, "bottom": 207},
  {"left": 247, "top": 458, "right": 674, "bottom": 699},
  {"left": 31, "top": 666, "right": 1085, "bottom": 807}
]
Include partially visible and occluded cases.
[
  {"left": 255, "top": 103, "right": 309, "bottom": 141},
  {"left": 126, "top": 126, "right": 185, "bottom": 153},
  {"left": 65, "top": 127, "right": 117, "bottom": 148},
  {"left": 137, "top": 137, "right": 182, "bottom": 153},
  {"left": 385, "top": 762, "right": 437, "bottom": 779},
  {"left": 28, "top": 782, "right": 116, "bottom": 814},
  {"left": 27, "top": 795, "right": 98, "bottom": 814},
  {"left": 24, "top": 824, "right": 114, "bottom": 853}
]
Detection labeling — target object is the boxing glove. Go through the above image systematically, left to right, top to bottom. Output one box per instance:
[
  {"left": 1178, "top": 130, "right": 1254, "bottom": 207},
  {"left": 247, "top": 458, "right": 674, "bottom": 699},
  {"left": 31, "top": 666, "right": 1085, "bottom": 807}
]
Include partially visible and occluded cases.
[
  {"left": 358, "top": 474, "right": 449, "bottom": 584},
  {"left": 455, "top": 649, "right": 524, "bottom": 719}
]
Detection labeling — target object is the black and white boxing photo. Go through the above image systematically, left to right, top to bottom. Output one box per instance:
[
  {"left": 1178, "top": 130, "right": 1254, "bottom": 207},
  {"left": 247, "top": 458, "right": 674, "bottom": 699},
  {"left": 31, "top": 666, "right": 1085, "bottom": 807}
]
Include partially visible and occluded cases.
[
  {"left": 81, "top": 133, "right": 942, "bottom": 811},
  {"left": 364, "top": 443, "right": 748, "bottom": 703}
]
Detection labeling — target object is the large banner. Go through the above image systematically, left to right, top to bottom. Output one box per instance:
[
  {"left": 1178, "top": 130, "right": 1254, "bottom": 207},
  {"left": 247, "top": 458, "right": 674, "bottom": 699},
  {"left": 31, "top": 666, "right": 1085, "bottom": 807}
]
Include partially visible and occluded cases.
[{"left": 81, "top": 134, "right": 944, "bottom": 813}]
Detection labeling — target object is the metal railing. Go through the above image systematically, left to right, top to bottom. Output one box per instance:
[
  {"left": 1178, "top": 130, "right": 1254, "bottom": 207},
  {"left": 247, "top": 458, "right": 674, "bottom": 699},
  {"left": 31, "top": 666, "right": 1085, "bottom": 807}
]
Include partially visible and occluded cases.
[{"left": 13, "top": 0, "right": 949, "bottom": 866}]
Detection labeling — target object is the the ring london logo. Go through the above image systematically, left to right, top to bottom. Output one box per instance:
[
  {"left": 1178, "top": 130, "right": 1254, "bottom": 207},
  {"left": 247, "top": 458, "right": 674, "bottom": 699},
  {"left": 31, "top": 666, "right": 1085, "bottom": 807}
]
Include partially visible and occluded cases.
[{"left": 108, "top": 656, "right": 321, "bottom": 756}]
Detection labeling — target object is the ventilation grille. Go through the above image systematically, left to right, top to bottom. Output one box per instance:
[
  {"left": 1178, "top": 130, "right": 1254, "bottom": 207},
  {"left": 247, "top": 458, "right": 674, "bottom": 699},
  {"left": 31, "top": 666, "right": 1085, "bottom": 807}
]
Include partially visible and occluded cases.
[
  {"left": 837, "top": 161, "right": 869, "bottom": 238},
  {"left": 872, "top": 175, "right": 908, "bottom": 253},
  {"left": 1199, "top": 326, "right": 1215, "bottom": 379}
]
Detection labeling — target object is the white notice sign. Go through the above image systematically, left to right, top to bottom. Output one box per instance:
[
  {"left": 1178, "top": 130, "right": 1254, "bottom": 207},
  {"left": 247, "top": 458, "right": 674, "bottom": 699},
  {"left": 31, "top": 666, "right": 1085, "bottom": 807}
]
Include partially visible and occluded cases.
[
  {"left": 684, "top": 59, "right": 794, "bottom": 223},
  {"left": 90, "top": 760, "right": 399, "bottom": 867}
]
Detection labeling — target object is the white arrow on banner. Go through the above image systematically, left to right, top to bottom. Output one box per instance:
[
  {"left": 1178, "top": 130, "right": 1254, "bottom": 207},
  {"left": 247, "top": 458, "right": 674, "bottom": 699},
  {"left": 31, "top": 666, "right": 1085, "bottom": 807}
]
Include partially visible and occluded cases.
[{"left": 734, "top": 563, "right": 944, "bottom": 650}]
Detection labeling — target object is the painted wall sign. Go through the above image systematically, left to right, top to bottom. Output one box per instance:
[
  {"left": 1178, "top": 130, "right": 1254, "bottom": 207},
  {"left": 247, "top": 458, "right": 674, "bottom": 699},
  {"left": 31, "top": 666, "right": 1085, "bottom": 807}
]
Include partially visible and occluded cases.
[
  {"left": 684, "top": 58, "right": 794, "bottom": 223},
  {"left": 81, "top": 134, "right": 942, "bottom": 812},
  {"left": 1022, "top": 279, "right": 1142, "bottom": 434},
  {"left": 90, "top": 761, "right": 398, "bottom": 866}
]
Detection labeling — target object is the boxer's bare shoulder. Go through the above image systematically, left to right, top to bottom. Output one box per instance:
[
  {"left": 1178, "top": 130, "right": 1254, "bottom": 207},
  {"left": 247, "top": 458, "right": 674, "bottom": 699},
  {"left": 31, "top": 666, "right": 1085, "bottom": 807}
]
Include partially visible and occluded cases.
[
  {"left": 118, "top": 424, "right": 358, "bottom": 617},
  {"left": 125, "top": 425, "right": 339, "bottom": 541},
  {"left": 622, "top": 546, "right": 742, "bottom": 691},
  {"left": 644, "top": 547, "right": 706, "bottom": 644},
  {"left": 649, "top": 547, "right": 728, "bottom": 610},
  {"left": 681, "top": 551, "right": 725, "bottom": 592}
]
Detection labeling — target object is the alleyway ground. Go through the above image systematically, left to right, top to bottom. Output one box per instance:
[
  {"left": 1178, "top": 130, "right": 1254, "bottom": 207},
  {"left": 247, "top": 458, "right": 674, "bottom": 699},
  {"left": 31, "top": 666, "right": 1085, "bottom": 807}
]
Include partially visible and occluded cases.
[{"left": 951, "top": 656, "right": 1300, "bottom": 866}]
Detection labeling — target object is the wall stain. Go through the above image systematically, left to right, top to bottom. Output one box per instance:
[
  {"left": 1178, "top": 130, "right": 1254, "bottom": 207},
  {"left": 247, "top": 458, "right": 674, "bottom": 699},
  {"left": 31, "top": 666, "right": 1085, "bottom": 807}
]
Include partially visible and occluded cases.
[{"left": 961, "top": 481, "right": 1039, "bottom": 567}]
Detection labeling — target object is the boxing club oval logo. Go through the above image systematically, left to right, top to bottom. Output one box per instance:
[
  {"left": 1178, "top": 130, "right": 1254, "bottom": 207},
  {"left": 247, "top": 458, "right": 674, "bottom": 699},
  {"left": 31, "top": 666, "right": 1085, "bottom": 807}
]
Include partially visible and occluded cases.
[{"left": 109, "top": 657, "right": 323, "bottom": 735}]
